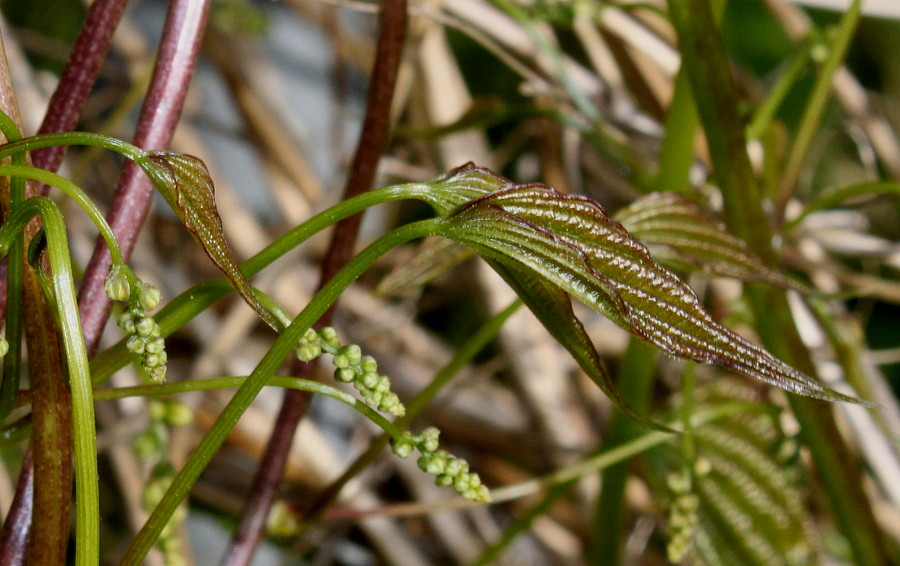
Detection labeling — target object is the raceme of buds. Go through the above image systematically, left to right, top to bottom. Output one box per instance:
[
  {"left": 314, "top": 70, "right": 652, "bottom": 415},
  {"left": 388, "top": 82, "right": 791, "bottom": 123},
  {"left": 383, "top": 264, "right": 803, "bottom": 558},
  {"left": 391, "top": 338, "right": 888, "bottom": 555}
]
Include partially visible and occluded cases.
[
  {"left": 295, "top": 327, "right": 406, "bottom": 417},
  {"left": 392, "top": 427, "right": 491, "bottom": 502}
]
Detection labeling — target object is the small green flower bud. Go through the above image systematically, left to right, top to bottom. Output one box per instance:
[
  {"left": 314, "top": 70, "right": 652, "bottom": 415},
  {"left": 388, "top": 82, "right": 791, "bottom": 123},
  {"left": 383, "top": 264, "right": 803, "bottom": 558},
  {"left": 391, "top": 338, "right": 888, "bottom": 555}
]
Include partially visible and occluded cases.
[
  {"left": 105, "top": 271, "right": 131, "bottom": 302},
  {"left": 139, "top": 282, "right": 162, "bottom": 311},
  {"left": 118, "top": 312, "right": 136, "bottom": 333},
  {"left": 135, "top": 317, "right": 157, "bottom": 337},
  {"left": 318, "top": 327, "right": 340, "bottom": 349},
  {"left": 301, "top": 328, "right": 319, "bottom": 343},
  {"left": 127, "top": 335, "right": 146, "bottom": 354},
  {"left": 0, "top": 336, "right": 9, "bottom": 358},
  {"left": 145, "top": 337, "right": 165, "bottom": 354},
  {"left": 296, "top": 343, "right": 321, "bottom": 362},
  {"left": 340, "top": 344, "right": 362, "bottom": 366},
  {"left": 144, "top": 353, "right": 163, "bottom": 369},
  {"left": 332, "top": 353, "right": 351, "bottom": 369},
  {"left": 360, "top": 356, "right": 377, "bottom": 373},
  {"left": 148, "top": 365, "right": 168, "bottom": 383},
  {"left": 335, "top": 368, "right": 356, "bottom": 382},
  {"left": 360, "top": 371, "right": 379, "bottom": 389},
  {"left": 374, "top": 376, "right": 390, "bottom": 393},
  {"left": 367, "top": 391, "right": 383, "bottom": 407},
  {"left": 150, "top": 400, "right": 168, "bottom": 420},
  {"left": 165, "top": 401, "right": 194, "bottom": 427},
  {"left": 420, "top": 428, "right": 440, "bottom": 452},
  {"left": 133, "top": 430, "right": 161, "bottom": 461},
  {"left": 391, "top": 436, "right": 414, "bottom": 458},
  {"left": 418, "top": 453, "right": 447, "bottom": 476},
  {"left": 444, "top": 458, "right": 464, "bottom": 478},
  {"left": 693, "top": 458, "right": 712, "bottom": 477},
  {"left": 666, "top": 472, "right": 689, "bottom": 494},
  {"left": 436, "top": 474, "right": 454, "bottom": 487},
  {"left": 453, "top": 475, "right": 470, "bottom": 493},
  {"left": 142, "top": 480, "right": 168, "bottom": 509},
  {"left": 471, "top": 485, "right": 491, "bottom": 502},
  {"left": 677, "top": 493, "right": 700, "bottom": 512},
  {"left": 267, "top": 500, "right": 303, "bottom": 537}
]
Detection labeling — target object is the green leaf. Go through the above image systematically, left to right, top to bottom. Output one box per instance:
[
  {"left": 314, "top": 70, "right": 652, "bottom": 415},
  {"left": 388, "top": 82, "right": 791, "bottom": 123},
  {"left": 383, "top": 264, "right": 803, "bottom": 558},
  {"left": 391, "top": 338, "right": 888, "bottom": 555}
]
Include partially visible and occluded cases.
[
  {"left": 140, "top": 151, "right": 280, "bottom": 331},
  {"left": 430, "top": 165, "right": 865, "bottom": 406},
  {"left": 615, "top": 192, "right": 804, "bottom": 290},
  {"left": 650, "top": 380, "right": 816, "bottom": 566}
]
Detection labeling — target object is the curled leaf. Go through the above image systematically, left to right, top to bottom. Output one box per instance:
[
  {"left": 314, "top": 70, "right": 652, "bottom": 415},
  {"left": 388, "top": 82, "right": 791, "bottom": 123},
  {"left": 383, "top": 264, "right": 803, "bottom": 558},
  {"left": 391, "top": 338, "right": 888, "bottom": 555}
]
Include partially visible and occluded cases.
[
  {"left": 140, "top": 151, "right": 280, "bottom": 330},
  {"left": 428, "top": 164, "right": 866, "bottom": 406},
  {"left": 615, "top": 192, "right": 804, "bottom": 290}
]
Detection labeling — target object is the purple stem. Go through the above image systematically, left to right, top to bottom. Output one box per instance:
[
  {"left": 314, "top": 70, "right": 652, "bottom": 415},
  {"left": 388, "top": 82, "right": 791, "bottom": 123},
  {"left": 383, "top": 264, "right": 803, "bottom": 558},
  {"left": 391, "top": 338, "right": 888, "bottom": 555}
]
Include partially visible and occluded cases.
[
  {"left": 33, "top": 0, "right": 127, "bottom": 181},
  {"left": 77, "top": 0, "right": 210, "bottom": 354},
  {"left": 0, "top": 1, "right": 125, "bottom": 562},
  {"left": 1, "top": 2, "right": 208, "bottom": 564},
  {"left": 219, "top": 2, "right": 408, "bottom": 564},
  {"left": 0, "top": 450, "right": 32, "bottom": 566}
]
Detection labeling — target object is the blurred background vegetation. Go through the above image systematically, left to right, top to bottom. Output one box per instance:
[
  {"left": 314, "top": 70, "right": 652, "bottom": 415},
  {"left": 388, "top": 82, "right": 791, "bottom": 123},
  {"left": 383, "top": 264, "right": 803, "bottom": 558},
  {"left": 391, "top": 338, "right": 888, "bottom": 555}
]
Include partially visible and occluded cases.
[{"left": 1, "top": 0, "right": 899, "bottom": 564}]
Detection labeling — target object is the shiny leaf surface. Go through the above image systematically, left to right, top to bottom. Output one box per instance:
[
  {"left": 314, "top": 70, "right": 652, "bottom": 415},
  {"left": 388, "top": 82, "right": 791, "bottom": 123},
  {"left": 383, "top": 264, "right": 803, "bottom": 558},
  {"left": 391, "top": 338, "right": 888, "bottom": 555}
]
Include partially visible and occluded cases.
[
  {"left": 141, "top": 151, "right": 280, "bottom": 330},
  {"left": 429, "top": 165, "right": 864, "bottom": 405},
  {"left": 615, "top": 192, "right": 802, "bottom": 289}
]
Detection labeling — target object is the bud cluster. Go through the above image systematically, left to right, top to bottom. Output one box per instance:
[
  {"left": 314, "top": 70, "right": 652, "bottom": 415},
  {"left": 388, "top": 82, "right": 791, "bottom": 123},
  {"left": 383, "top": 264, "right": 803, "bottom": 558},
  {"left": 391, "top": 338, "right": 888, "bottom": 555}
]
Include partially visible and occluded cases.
[
  {"left": 106, "top": 265, "right": 167, "bottom": 383},
  {"left": 296, "top": 327, "right": 405, "bottom": 417},
  {"left": 135, "top": 399, "right": 194, "bottom": 566},
  {"left": 392, "top": 427, "right": 491, "bottom": 502},
  {"left": 665, "top": 459, "right": 709, "bottom": 563}
]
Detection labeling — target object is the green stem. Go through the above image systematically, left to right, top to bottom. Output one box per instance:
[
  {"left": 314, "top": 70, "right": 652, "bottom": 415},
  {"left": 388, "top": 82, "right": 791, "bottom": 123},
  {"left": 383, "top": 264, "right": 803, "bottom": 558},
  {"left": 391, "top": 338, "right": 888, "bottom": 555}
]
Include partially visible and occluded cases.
[
  {"left": 776, "top": 0, "right": 863, "bottom": 216},
  {"left": 669, "top": 1, "right": 892, "bottom": 563},
  {"left": 745, "top": 36, "right": 814, "bottom": 141},
  {"left": 0, "top": 112, "right": 26, "bottom": 420},
  {"left": 0, "top": 131, "right": 145, "bottom": 163},
  {"left": 0, "top": 165, "right": 125, "bottom": 264},
  {"left": 0, "top": 198, "right": 99, "bottom": 566},
  {"left": 117, "top": 218, "right": 439, "bottom": 565},
  {"left": 590, "top": 338, "right": 657, "bottom": 564},
  {"left": 93, "top": 376, "right": 403, "bottom": 439}
]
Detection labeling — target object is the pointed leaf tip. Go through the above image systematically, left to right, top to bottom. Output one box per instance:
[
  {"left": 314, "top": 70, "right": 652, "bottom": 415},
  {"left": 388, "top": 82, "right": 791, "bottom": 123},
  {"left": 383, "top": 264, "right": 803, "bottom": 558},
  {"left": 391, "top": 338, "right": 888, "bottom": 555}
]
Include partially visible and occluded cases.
[
  {"left": 140, "top": 151, "right": 280, "bottom": 331},
  {"left": 428, "top": 167, "right": 867, "bottom": 407}
]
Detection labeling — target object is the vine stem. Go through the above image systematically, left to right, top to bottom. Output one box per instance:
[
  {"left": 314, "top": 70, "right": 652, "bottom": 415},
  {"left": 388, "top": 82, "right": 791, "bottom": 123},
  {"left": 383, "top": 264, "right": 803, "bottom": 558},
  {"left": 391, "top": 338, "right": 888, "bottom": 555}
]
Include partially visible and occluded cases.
[
  {"left": 32, "top": 0, "right": 126, "bottom": 187},
  {"left": 76, "top": 0, "right": 210, "bottom": 356},
  {"left": 220, "top": 2, "right": 408, "bottom": 563},
  {"left": 0, "top": 198, "right": 99, "bottom": 565},
  {"left": 117, "top": 218, "right": 438, "bottom": 566}
]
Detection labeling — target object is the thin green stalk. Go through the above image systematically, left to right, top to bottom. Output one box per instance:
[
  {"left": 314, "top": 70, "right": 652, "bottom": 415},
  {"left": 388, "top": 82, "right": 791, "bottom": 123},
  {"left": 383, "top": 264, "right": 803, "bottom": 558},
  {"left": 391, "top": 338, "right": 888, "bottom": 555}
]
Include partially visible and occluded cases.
[
  {"left": 654, "top": 0, "right": 725, "bottom": 195},
  {"left": 776, "top": 0, "right": 863, "bottom": 217},
  {"left": 669, "top": 1, "right": 892, "bottom": 563},
  {"left": 746, "top": 36, "right": 815, "bottom": 141},
  {"left": 656, "top": 68, "right": 699, "bottom": 195},
  {"left": 0, "top": 111, "right": 26, "bottom": 420},
  {"left": 0, "top": 165, "right": 125, "bottom": 264},
  {"left": 0, "top": 198, "right": 99, "bottom": 566},
  {"left": 117, "top": 218, "right": 439, "bottom": 565},
  {"left": 590, "top": 339, "right": 657, "bottom": 565},
  {"left": 93, "top": 376, "right": 403, "bottom": 439}
]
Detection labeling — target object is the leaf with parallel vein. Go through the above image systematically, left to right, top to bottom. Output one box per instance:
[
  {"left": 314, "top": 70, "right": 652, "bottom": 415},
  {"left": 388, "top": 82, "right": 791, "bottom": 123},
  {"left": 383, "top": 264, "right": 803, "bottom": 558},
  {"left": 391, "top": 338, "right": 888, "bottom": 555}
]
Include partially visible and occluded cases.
[
  {"left": 140, "top": 151, "right": 280, "bottom": 331},
  {"left": 428, "top": 165, "right": 866, "bottom": 406},
  {"left": 614, "top": 192, "right": 804, "bottom": 290}
]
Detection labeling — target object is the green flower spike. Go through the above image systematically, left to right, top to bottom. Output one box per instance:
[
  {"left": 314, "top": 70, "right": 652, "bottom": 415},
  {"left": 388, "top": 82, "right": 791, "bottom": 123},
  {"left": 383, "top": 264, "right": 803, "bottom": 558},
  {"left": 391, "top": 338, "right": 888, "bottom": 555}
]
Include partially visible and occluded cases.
[{"left": 392, "top": 427, "right": 491, "bottom": 502}]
